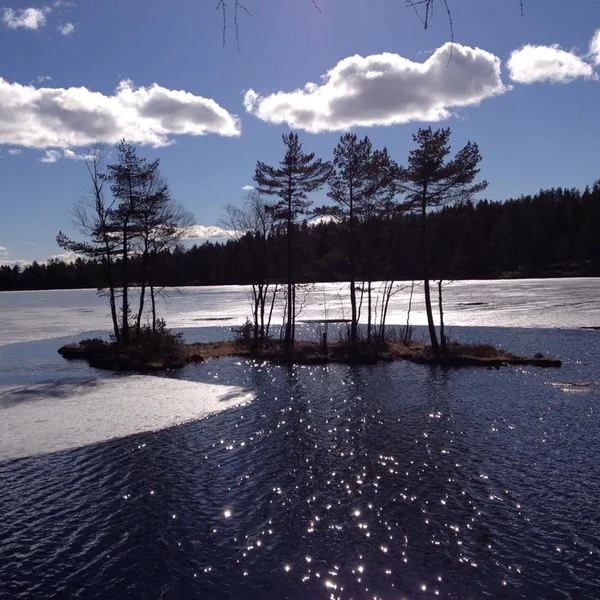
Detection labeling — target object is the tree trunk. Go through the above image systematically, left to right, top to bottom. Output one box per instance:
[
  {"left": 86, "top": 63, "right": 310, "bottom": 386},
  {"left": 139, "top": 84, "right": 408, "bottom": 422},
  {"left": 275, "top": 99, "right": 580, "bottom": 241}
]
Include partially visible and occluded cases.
[
  {"left": 349, "top": 188, "right": 358, "bottom": 347},
  {"left": 421, "top": 194, "right": 440, "bottom": 360},
  {"left": 285, "top": 195, "right": 293, "bottom": 353},
  {"left": 121, "top": 223, "right": 129, "bottom": 346},
  {"left": 103, "top": 238, "right": 120, "bottom": 344},
  {"left": 136, "top": 240, "right": 150, "bottom": 337},
  {"left": 350, "top": 279, "right": 357, "bottom": 345},
  {"left": 438, "top": 279, "right": 447, "bottom": 357},
  {"left": 136, "top": 280, "right": 146, "bottom": 337},
  {"left": 367, "top": 280, "right": 372, "bottom": 344},
  {"left": 380, "top": 280, "right": 394, "bottom": 343},
  {"left": 404, "top": 280, "right": 415, "bottom": 342},
  {"left": 291, "top": 282, "right": 296, "bottom": 347},
  {"left": 150, "top": 283, "right": 157, "bottom": 332},
  {"left": 260, "top": 283, "right": 267, "bottom": 340},
  {"left": 266, "top": 283, "right": 278, "bottom": 339},
  {"left": 253, "top": 284, "right": 260, "bottom": 346}
]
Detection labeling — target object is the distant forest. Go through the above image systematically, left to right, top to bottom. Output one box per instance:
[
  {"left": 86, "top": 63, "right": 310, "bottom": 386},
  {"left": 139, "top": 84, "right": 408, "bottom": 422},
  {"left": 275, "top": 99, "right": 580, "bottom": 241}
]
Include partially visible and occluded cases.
[{"left": 2, "top": 183, "right": 600, "bottom": 292}]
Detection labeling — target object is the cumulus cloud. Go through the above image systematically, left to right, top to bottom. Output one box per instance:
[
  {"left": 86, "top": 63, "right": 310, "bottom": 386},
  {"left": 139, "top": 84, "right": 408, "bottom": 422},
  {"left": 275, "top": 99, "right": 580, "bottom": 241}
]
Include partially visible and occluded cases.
[
  {"left": 2, "top": 7, "right": 49, "bottom": 30},
  {"left": 58, "top": 22, "right": 74, "bottom": 35},
  {"left": 590, "top": 29, "right": 600, "bottom": 66},
  {"left": 244, "top": 43, "right": 506, "bottom": 132},
  {"left": 507, "top": 44, "right": 595, "bottom": 84},
  {"left": 0, "top": 77, "right": 241, "bottom": 151},
  {"left": 7, "top": 148, "right": 22, "bottom": 155},
  {"left": 39, "top": 148, "right": 96, "bottom": 162},
  {"left": 63, "top": 148, "right": 96, "bottom": 160},
  {"left": 40, "top": 150, "right": 61, "bottom": 163},
  {"left": 241, "top": 185, "right": 255, "bottom": 191},
  {"left": 181, "top": 225, "right": 235, "bottom": 240},
  {"left": 0, "top": 246, "right": 31, "bottom": 268}
]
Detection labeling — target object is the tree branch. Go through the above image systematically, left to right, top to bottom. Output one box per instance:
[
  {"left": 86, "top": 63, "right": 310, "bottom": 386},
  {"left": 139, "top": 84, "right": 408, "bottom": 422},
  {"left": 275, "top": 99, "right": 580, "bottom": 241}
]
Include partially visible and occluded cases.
[{"left": 216, "top": 0, "right": 253, "bottom": 51}]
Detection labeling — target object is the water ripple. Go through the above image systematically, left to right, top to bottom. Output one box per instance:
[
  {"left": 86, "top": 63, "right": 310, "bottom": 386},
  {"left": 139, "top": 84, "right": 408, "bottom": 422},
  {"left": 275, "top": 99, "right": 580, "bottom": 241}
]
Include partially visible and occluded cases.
[{"left": 1, "top": 355, "right": 600, "bottom": 599}]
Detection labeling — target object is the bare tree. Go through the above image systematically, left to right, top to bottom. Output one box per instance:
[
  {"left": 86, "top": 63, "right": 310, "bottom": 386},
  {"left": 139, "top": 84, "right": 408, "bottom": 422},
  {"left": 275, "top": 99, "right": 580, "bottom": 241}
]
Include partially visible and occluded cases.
[
  {"left": 58, "top": 141, "right": 193, "bottom": 345},
  {"left": 57, "top": 144, "right": 121, "bottom": 342},
  {"left": 359, "top": 148, "right": 400, "bottom": 344},
  {"left": 221, "top": 189, "right": 278, "bottom": 343}
]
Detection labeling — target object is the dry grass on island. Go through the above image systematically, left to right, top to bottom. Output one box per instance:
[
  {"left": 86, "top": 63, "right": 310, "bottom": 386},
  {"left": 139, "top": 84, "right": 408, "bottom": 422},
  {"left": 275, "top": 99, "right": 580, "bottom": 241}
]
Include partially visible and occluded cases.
[
  {"left": 58, "top": 325, "right": 562, "bottom": 371},
  {"left": 184, "top": 339, "right": 562, "bottom": 368}
]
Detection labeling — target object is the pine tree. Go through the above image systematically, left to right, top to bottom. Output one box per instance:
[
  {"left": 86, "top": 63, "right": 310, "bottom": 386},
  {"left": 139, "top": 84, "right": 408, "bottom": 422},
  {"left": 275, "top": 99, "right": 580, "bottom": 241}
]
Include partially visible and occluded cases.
[
  {"left": 399, "top": 127, "right": 487, "bottom": 360},
  {"left": 254, "top": 133, "right": 331, "bottom": 352},
  {"left": 327, "top": 134, "right": 399, "bottom": 345},
  {"left": 328, "top": 134, "right": 373, "bottom": 346}
]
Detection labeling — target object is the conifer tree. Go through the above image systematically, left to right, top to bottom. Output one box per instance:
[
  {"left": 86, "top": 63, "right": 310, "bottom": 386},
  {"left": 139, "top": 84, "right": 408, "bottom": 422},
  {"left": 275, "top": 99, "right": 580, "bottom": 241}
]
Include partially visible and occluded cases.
[
  {"left": 399, "top": 127, "right": 487, "bottom": 360},
  {"left": 254, "top": 133, "right": 331, "bottom": 352},
  {"left": 327, "top": 134, "right": 399, "bottom": 346}
]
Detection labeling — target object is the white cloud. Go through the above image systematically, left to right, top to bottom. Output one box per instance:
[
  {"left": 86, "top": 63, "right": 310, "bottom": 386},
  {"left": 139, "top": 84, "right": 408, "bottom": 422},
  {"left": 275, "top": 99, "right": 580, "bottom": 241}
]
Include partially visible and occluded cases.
[
  {"left": 2, "top": 7, "right": 49, "bottom": 30},
  {"left": 58, "top": 22, "right": 74, "bottom": 35},
  {"left": 590, "top": 29, "right": 600, "bottom": 66},
  {"left": 244, "top": 42, "right": 507, "bottom": 132},
  {"left": 507, "top": 44, "right": 596, "bottom": 84},
  {"left": 37, "top": 75, "right": 52, "bottom": 83},
  {"left": 0, "top": 77, "right": 241, "bottom": 151},
  {"left": 8, "top": 148, "right": 22, "bottom": 155},
  {"left": 37, "top": 148, "right": 106, "bottom": 163},
  {"left": 63, "top": 148, "right": 97, "bottom": 161},
  {"left": 40, "top": 150, "right": 61, "bottom": 163},
  {"left": 241, "top": 185, "right": 255, "bottom": 191},
  {"left": 307, "top": 214, "right": 339, "bottom": 226},
  {"left": 181, "top": 225, "right": 235, "bottom": 239},
  {"left": 0, "top": 246, "right": 31, "bottom": 268},
  {"left": 48, "top": 251, "right": 79, "bottom": 263}
]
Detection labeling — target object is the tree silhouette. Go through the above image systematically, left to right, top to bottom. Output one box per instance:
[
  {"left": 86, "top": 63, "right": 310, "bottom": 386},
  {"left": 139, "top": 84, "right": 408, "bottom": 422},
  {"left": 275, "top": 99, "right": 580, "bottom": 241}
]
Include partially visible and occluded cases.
[
  {"left": 399, "top": 127, "right": 487, "bottom": 360},
  {"left": 254, "top": 133, "right": 331, "bottom": 353},
  {"left": 327, "top": 134, "right": 399, "bottom": 346},
  {"left": 327, "top": 134, "right": 373, "bottom": 346},
  {"left": 58, "top": 142, "right": 191, "bottom": 345},
  {"left": 107, "top": 142, "right": 162, "bottom": 345},
  {"left": 57, "top": 145, "right": 121, "bottom": 342},
  {"left": 221, "top": 189, "right": 278, "bottom": 342}
]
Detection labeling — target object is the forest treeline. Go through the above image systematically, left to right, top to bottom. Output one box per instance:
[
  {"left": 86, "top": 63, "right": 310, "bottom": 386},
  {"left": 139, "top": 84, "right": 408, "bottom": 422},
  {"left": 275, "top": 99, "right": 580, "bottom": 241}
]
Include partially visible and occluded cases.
[{"left": 2, "top": 181, "right": 599, "bottom": 293}]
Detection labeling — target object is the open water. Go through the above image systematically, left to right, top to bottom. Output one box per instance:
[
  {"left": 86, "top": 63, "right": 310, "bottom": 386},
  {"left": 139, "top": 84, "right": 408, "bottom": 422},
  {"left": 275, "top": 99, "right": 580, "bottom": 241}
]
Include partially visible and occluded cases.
[{"left": 1, "top": 279, "right": 599, "bottom": 599}]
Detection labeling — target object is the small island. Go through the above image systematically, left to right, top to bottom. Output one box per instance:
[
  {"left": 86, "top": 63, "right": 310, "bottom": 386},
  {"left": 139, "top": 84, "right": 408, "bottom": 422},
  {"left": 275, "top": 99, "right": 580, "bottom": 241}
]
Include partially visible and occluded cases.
[
  {"left": 53, "top": 131, "right": 569, "bottom": 375},
  {"left": 58, "top": 336, "right": 562, "bottom": 371}
]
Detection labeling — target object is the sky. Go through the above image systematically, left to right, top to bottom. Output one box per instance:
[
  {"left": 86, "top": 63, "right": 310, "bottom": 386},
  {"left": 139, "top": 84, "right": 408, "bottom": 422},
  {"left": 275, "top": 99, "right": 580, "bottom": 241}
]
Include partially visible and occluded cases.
[{"left": 1, "top": 0, "right": 599, "bottom": 266}]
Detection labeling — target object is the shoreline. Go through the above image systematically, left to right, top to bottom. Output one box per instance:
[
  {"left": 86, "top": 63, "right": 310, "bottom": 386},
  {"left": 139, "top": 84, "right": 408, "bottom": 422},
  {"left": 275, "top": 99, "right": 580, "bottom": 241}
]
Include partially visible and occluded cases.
[{"left": 4, "top": 274, "right": 600, "bottom": 294}]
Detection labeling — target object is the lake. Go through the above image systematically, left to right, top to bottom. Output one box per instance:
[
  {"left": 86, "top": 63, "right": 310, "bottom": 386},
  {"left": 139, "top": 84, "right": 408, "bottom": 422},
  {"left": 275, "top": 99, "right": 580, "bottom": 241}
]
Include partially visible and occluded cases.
[{"left": 1, "top": 279, "right": 599, "bottom": 599}]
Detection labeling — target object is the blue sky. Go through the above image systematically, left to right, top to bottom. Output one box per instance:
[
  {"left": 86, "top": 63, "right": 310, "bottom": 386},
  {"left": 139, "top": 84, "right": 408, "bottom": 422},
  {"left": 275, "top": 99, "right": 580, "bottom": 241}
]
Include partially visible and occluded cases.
[{"left": 1, "top": 0, "right": 599, "bottom": 266}]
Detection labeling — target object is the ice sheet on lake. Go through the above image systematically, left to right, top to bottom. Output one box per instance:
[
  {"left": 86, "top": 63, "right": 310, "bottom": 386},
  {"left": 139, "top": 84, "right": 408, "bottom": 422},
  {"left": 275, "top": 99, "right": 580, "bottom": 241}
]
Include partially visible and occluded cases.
[
  {"left": 2, "top": 279, "right": 599, "bottom": 346},
  {"left": 0, "top": 375, "right": 254, "bottom": 462}
]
